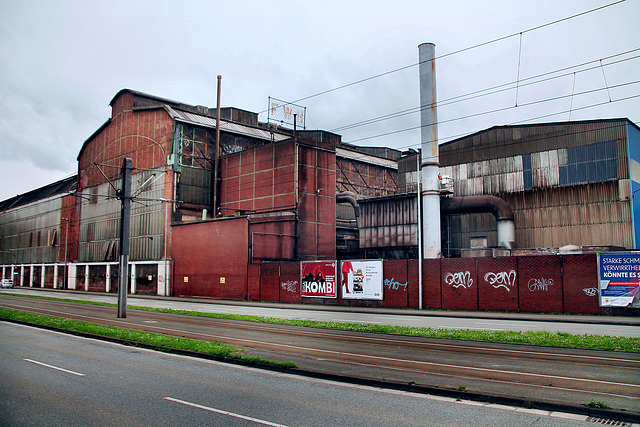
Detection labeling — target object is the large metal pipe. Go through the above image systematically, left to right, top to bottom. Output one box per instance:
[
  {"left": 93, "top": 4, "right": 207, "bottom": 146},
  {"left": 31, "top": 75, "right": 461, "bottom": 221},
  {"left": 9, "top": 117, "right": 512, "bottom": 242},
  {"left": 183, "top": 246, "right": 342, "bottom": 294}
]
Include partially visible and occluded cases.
[
  {"left": 419, "top": 42, "right": 441, "bottom": 258},
  {"left": 336, "top": 191, "right": 360, "bottom": 231},
  {"left": 440, "top": 195, "right": 516, "bottom": 249}
]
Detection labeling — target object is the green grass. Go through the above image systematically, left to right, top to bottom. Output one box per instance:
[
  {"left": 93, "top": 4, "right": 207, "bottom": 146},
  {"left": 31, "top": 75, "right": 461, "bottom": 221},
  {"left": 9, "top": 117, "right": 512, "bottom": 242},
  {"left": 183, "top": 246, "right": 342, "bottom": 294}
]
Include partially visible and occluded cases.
[
  {"left": 3, "top": 293, "right": 639, "bottom": 353},
  {"left": 133, "top": 306, "right": 640, "bottom": 352},
  {"left": 0, "top": 308, "right": 297, "bottom": 369},
  {"left": 585, "top": 399, "right": 610, "bottom": 409}
]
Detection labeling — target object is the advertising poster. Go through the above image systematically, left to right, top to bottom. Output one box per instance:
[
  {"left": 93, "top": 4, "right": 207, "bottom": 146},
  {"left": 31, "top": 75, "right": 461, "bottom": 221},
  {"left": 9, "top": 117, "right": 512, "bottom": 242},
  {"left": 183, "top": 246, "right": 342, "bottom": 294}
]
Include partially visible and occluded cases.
[
  {"left": 598, "top": 253, "right": 640, "bottom": 308},
  {"left": 341, "top": 260, "right": 383, "bottom": 300},
  {"left": 300, "top": 261, "right": 337, "bottom": 298}
]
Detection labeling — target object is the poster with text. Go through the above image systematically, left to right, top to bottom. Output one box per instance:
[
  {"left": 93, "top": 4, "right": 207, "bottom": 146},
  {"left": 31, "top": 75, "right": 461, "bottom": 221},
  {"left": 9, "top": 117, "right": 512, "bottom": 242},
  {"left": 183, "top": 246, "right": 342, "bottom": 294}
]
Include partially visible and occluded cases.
[
  {"left": 598, "top": 253, "right": 640, "bottom": 308},
  {"left": 341, "top": 260, "right": 383, "bottom": 300},
  {"left": 300, "top": 261, "right": 337, "bottom": 298}
]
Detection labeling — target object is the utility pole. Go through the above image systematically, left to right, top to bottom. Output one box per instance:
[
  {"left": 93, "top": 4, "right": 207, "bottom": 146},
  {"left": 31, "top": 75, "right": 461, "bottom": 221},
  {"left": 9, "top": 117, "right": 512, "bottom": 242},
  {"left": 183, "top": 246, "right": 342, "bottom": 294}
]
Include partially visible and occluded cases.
[
  {"left": 213, "top": 75, "right": 222, "bottom": 217},
  {"left": 117, "top": 158, "right": 132, "bottom": 318}
]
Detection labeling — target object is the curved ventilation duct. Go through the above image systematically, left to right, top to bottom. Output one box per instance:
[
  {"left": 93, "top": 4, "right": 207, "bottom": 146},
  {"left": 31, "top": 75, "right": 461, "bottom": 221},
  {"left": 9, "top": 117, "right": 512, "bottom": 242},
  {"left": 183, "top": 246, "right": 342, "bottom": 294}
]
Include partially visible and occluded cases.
[
  {"left": 336, "top": 191, "right": 360, "bottom": 230},
  {"left": 440, "top": 195, "right": 516, "bottom": 249}
]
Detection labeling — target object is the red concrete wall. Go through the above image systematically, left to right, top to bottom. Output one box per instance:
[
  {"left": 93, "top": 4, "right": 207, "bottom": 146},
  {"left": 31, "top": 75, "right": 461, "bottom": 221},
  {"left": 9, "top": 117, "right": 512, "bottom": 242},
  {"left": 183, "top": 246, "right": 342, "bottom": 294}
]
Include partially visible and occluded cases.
[
  {"left": 172, "top": 218, "right": 249, "bottom": 299},
  {"left": 562, "top": 254, "right": 600, "bottom": 314},
  {"left": 518, "top": 256, "right": 564, "bottom": 313},
  {"left": 478, "top": 257, "right": 518, "bottom": 311},
  {"left": 441, "top": 258, "right": 478, "bottom": 310}
]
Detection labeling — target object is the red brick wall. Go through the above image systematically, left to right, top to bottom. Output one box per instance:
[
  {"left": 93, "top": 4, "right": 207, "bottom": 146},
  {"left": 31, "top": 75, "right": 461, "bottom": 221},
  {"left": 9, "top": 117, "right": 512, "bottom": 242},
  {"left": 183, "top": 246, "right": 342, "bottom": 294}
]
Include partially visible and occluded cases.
[
  {"left": 78, "top": 101, "right": 172, "bottom": 190},
  {"left": 219, "top": 140, "right": 336, "bottom": 261},
  {"left": 220, "top": 141, "right": 297, "bottom": 214},
  {"left": 297, "top": 144, "right": 336, "bottom": 260},
  {"left": 172, "top": 218, "right": 248, "bottom": 299},
  {"left": 249, "top": 219, "right": 296, "bottom": 261},
  {"left": 562, "top": 254, "right": 600, "bottom": 314},
  {"left": 519, "top": 256, "right": 564, "bottom": 313},
  {"left": 478, "top": 257, "right": 518, "bottom": 311},
  {"left": 441, "top": 258, "right": 478, "bottom": 310},
  {"left": 383, "top": 259, "right": 409, "bottom": 308},
  {"left": 407, "top": 259, "right": 420, "bottom": 308},
  {"left": 422, "top": 259, "right": 442, "bottom": 309},
  {"left": 279, "top": 262, "right": 301, "bottom": 304},
  {"left": 247, "top": 263, "right": 260, "bottom": 301},
  {"left": 259, "top": 263, "right": 280, "bottom": 302}
]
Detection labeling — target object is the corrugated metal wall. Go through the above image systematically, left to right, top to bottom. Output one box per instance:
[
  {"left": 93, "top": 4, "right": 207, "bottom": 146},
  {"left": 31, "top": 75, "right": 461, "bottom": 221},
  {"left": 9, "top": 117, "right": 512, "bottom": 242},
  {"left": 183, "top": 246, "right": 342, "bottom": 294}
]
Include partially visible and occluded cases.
[
  {"left": 439, "top": 120, "right": 632, "bottom": 254},
  {"left": 78, "top": 169, "right": 165, "bottom": 262},
  {"left": 359, "top": 195, "right": 418, "bottom": 249},
  {"left": 0, "top": 197, "right": 63, "bottom": 264}
]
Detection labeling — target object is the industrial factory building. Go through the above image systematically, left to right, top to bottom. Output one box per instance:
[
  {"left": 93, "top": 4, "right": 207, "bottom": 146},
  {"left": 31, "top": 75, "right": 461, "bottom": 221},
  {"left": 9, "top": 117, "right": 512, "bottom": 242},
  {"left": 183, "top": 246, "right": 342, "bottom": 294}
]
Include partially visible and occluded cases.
[{"left": 0, "top": 87, "right": 638, "bottom": 313}]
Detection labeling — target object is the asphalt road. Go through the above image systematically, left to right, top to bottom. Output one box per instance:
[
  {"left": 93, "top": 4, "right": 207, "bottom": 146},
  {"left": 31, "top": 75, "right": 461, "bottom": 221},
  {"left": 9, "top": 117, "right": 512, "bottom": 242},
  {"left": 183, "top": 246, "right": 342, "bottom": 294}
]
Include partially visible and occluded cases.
[
  {"left": 1, "top": 289, "right": 638, "bottom": 421},
  {"left": 0, "top": 322, "right": 602, "bottom": 426}
]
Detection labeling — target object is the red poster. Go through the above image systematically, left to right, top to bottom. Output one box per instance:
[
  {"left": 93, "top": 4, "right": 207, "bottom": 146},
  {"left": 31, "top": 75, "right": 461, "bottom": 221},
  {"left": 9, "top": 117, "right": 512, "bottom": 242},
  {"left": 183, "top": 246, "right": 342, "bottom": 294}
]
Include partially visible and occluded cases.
[{"left": 300, "top": 261, "right": 337, "bottom": 298}]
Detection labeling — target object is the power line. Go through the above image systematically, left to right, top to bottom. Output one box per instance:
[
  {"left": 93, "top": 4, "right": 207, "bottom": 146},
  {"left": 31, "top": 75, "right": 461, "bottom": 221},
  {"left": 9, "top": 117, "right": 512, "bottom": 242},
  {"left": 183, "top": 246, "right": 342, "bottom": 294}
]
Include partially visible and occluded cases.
[
  {"left": 263, "top": 0, "right": 626, "bottom": 111},
  {"left": 331, "top": 50, "right": 640, "bottom": 133},
  {"left": 346, "top": 81, "right": 640, "bottom": 147}
]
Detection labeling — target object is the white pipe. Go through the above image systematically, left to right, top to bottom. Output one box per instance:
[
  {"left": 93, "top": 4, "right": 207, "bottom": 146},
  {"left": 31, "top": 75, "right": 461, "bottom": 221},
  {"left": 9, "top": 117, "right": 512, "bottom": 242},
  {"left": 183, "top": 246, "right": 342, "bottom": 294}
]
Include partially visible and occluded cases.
[{"left": 419, "top": 43, "right": 441, "bottom": 259}]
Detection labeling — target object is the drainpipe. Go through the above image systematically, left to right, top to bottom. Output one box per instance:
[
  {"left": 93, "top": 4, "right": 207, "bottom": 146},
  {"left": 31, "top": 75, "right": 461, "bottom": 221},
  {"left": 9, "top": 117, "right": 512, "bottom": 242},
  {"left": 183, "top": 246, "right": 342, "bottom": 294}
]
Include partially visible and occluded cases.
[
  {"left": 419, "top": 43, "right": 441, "bottom": 258},
  {"left": 440, "top": 195, "right": 516, "bottom": 249}
]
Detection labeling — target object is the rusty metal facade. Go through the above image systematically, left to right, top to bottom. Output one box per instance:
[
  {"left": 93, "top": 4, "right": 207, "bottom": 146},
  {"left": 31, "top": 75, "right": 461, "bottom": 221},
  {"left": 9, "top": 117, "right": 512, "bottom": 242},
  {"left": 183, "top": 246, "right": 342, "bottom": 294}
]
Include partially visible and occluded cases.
[{"left": 439, "top": 119, "right": 634, "bottom": 254}]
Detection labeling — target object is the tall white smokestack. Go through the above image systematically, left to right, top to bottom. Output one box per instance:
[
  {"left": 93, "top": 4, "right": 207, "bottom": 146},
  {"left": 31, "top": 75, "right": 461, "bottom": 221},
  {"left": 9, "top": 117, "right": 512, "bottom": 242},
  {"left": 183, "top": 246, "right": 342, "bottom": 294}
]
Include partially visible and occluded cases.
[{"left": 419, "top": 43, "right": 441, "bottom": 259}]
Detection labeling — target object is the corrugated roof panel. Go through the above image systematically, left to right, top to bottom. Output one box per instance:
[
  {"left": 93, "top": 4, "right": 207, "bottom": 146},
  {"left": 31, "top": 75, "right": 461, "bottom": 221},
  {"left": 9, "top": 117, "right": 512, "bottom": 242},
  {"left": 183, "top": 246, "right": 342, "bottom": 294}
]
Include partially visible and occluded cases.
[
  {"left": 165, "top": 105, "right": 290, "bottom": 142},
  {"left": 336, "top": 148, "right": 398, "bottom": 170}
]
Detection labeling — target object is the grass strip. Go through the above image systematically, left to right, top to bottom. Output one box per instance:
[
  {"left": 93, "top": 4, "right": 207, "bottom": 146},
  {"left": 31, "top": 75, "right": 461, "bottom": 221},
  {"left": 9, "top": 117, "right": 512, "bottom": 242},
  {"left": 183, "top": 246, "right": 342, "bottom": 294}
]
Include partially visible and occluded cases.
[
  {"left": 3, "top": 293, "right": 639, "bottom": 352},
  {"left": 133, "top": 306, "right": 640, "bottom": 352},
  {"left": 0, "top": 308, "right": 297, "bottom": 369}
]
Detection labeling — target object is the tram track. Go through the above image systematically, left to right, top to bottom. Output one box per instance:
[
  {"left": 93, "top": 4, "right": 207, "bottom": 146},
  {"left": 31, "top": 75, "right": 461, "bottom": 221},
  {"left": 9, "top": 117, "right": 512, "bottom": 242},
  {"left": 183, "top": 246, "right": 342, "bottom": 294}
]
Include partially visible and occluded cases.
[{"left": 1, "top": 295, "right": 639, "bottom": 413}]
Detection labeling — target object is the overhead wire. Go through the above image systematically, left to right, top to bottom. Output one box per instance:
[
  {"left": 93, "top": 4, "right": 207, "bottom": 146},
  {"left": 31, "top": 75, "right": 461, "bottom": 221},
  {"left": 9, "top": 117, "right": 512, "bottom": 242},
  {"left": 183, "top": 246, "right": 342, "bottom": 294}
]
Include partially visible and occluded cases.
[
  {"left": 262, "top": 0, "right": 626, "bottom": 111},
  {"left": 330, "top": 50, "right": 640, "bottom": 133},
  {"left": 346, "top": 81, "right": 640, "bottom": 147}
]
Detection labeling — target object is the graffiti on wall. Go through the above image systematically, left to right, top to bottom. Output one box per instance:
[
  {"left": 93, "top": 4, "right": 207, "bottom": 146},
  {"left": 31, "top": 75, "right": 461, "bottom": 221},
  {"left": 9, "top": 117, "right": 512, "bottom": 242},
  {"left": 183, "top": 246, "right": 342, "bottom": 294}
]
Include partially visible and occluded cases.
[
  {"left": 484, "top": 270, "right": 516, "bottom": 292},
  {"left": 444, "top": 271, "right": 473, "bottom": 289},
  {"left": 527, "top": 277, "right": 554, "bottom": 292},
  {"left": 384, "top": 278, "right": 408, "bottom": 291},
  {"left": 281, "top": 280, "right": 298, "bottom": 293},
  {"left": 583, "top": 287, "right": 598, "bottom": 297}
]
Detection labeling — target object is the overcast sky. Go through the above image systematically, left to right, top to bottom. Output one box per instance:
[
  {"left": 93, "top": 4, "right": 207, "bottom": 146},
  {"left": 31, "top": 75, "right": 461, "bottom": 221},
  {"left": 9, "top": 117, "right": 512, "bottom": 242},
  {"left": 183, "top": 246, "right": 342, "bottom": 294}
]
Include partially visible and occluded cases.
[{"left": 0, "top": 0, "right": 638, "bottom": 201}]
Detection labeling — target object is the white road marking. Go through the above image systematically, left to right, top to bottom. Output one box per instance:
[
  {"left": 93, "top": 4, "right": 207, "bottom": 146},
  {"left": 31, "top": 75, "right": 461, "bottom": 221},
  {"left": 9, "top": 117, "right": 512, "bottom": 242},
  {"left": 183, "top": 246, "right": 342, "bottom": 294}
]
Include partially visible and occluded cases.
[
  {"left": 24, "top": 358, "right": 85, "bottom": 376},
  {"left": 164, "top": 397, "right": 288, "bottom": 427}
]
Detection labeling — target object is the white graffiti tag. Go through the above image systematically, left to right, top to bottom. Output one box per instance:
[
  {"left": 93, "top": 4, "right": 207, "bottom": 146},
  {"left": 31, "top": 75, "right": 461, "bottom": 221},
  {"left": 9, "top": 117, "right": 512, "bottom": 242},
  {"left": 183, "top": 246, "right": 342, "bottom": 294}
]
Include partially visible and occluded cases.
[
  {"left": 484, "top": 270, "right": 516, "bottom": 292},
  {"left": 444, "top": 271, "right": 473, "bottom": 289},
  {"left": 527, "top": 278, "right": 554, "bottom": 292},
  {"left": 281, "top": 280, "right": 298, "bottom": 293},
  {"left": 583, "top": 287, "right": 598, "bottom": 297}
]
